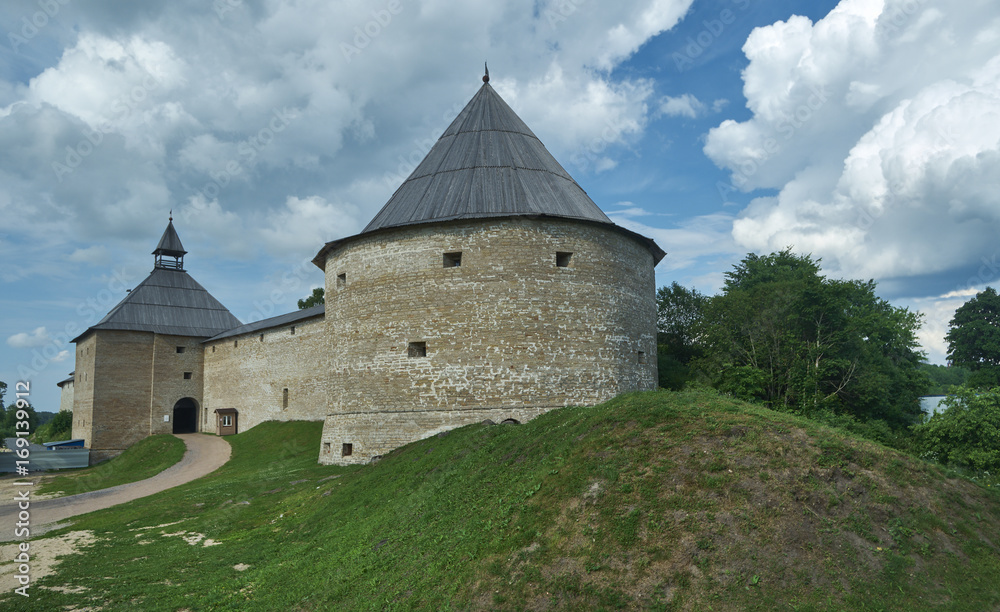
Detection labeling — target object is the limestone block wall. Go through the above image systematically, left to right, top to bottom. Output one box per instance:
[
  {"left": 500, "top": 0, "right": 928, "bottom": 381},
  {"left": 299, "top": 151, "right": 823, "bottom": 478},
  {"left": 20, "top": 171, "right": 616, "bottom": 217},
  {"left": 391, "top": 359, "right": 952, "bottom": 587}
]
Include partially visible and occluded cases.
[
  {"left": 319, "top": 217, "right": 658, "bottom": 465},
  {"left": 203, "top": 314, "right": 327, "bottom": 432},
  {"left": 75, "top": 330, "right": 155, "bottom": 461},
  {"left": 71, "top": 331, "right": 208, "bottom": 462},
  {"left": 71, "top": 334, "right": 97, "bottom": 445},
  {"left": 148, "top": 334, "right": 205, "bottom": 436},
  {"left": 320, "top": 406, "right": 553, "bottom": 464}
]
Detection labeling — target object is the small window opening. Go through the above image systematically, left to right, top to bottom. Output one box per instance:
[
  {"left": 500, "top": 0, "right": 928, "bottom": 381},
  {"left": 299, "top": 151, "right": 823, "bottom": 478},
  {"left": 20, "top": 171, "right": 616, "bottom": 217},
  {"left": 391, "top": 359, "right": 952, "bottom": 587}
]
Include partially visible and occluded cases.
[
  {"left": 443, "top": 252, "right": 462, "bottom": 268},
  {"left": 556, "top": 252, "right": 573, "bottom": 267},
  {"left": 337, "top": 273, "right": 346, "bottom": 288},
  {"left": 290, "top": 326, "right": 296, "bottom": 335},
  {"left": 234, "top": 340, "right": 238, "bottom": 348},
  {"left": 408, "top": 341, "right": 427, "bottom": 358},
  {"left": 176, "top": 346, "right": 185, "bottom": 354},
  {"left": 212, "top": 346, "right": 216, "bottom": 353},
  {"left": 638, "top": 351, "right": 647, "bottom": 365},
  {"left": 183, "top": 372, "right": 192, "bottom": 380},
  {"left": 282, "top": 388, "right": 289, "bottom": 409},
  {"left": 221, "top": 415, "right": 232, "bottom": 427},
  {"left": 323, "top": 442, "right": 331, "bottom": 453},
  {"left": 342, "top": 443, "right": 353, "bottom": 457}
]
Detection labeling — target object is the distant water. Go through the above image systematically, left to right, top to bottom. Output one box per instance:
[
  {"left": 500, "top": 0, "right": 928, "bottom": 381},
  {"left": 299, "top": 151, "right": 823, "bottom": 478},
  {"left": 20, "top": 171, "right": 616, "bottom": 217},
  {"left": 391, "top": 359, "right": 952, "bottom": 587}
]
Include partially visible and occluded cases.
[{"left": 920, "top": 396, "right": 948, "bottom": 415}]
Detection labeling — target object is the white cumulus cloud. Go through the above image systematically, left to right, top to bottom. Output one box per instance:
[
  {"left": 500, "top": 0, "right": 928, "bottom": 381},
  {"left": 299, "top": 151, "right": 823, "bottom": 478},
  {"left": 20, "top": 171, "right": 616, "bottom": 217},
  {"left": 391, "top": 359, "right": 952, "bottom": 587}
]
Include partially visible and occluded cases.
[
  {"left": 0, "top": 0, "right": 696, "bottom": 267},
  {"left": 705, "top": 0, "right": 1000, "bottom": 284},
  {"left": 659, "top": 93, "right": 706, "bottom": 118},
  {"left": 259, "top": 195, "right": 363, "bottom": 258},
  {"left": 7, "top": 327, "right": 52, "bottom": 348}
]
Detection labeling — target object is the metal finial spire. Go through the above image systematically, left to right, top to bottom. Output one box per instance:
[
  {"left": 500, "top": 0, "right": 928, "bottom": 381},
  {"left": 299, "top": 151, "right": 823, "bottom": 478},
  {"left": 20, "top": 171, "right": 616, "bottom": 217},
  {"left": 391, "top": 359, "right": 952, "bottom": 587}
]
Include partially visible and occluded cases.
[
  {"left": 483, "top": 62, "right": 489, "bottom": 83},
  {"left": 169, "top": 209, "right": 173, "bottom": 222}
]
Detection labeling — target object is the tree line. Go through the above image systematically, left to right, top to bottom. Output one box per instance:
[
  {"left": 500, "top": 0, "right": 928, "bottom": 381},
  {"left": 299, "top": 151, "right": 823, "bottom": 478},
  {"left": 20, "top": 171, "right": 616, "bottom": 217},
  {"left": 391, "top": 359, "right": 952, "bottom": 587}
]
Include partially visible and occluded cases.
[
  {"left": 657, "top": 250, "right": 999, "bottom": 477},
  {"left": 0, "top": 382, "right": 71, "bottom": 443}
]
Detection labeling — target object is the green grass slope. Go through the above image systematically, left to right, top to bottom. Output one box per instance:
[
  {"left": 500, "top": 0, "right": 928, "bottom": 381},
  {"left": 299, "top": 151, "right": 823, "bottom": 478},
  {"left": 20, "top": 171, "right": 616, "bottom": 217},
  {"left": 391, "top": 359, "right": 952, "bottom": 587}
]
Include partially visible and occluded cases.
[
  {"left": 5, "top": 391, "right": 999, "bottom": 611},
  {"left": 36, "top": 433, "right": 187, "bottom": 497}
]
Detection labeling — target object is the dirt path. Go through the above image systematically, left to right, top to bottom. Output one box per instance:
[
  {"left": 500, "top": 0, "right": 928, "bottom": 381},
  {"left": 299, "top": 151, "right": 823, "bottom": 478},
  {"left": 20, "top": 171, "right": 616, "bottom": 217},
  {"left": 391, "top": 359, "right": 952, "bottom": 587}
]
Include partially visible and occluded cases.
[{"left": 0, "top": 434, "right": 231, "bottom": 538}]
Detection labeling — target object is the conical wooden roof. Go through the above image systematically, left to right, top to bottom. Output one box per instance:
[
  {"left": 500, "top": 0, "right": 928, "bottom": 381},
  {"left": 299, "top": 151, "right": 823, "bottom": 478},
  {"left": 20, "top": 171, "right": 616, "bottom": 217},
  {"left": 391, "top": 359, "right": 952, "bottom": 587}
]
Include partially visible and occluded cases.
[
  {"left": 314, "top": 77, "right": 665, "bottom": 267},
  {"left": 362, "top": 82, "right": 612, "bottom": 232}
]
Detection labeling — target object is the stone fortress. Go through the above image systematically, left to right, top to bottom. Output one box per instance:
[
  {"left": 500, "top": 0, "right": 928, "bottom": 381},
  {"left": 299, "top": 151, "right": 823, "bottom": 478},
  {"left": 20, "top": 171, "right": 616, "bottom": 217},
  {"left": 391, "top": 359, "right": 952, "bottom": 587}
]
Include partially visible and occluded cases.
[{"left": 65, "top": 73, "right": 665, "bottom": 465}]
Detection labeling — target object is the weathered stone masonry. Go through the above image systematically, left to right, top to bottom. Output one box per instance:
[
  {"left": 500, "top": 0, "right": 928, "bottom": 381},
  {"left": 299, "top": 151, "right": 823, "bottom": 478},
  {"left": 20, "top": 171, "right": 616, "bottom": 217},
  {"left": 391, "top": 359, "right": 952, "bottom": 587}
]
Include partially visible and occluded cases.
[
  {"left": 318, "top": 217, "right": 658, "bottom": 465},
  {"left": 203, "top": 313, "right": 327, "bottom": 432},
  {"left": 72, "top": 330, "right": 205, "bottom": 462}
]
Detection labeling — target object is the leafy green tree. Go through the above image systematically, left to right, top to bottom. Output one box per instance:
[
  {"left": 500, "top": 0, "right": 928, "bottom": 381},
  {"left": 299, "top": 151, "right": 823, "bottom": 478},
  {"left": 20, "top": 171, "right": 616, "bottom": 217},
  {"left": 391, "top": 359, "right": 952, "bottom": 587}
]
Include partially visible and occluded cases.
[
  {"left": 695, "top": 250, "right": 927, "bottom": 427},
  {"left": 697, "top": 250, "right": 829, "bottom": 406},
  {"left": 656, "top": 282, "right": 707, "bottom": 389},
  {"left": 298, "top": 287, "right": 325, "bottom": 309},
  {"left": 946, "top": 287, "right": 1000, "bottom": 388},
  {"left": 914, "top": 386, "right": 1000, "bottom": 472},
  {"left": 0, "top": 401, "right": 37, "bottom": 439},
  {"left": 49, "top": 409, "right": 72, "bottom": 434},
  {"left": 31, "top": 410, "right": 73, "bottom": 444}
]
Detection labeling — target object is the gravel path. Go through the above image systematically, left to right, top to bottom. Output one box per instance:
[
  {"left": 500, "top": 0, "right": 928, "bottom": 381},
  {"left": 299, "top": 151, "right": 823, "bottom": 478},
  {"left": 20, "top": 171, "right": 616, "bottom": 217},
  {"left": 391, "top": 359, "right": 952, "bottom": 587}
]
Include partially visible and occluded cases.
[{"left": 0, "top": 433, "right": 231, "bottom": 538}]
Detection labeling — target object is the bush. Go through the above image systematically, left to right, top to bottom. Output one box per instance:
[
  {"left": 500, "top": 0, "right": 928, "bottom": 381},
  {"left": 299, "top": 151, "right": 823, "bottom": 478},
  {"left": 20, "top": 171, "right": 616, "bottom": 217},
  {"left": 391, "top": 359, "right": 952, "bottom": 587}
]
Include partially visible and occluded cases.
[
  {"left": 657, "top": 351, "right": 690, "bottom": 391},
  {"left": 717, "top": 364, "right": 768, "bottom": 404},
  {"left": 914, "top": 387, "right": 1000, "bottom": 472},
  {"left": 49, "top": 409, "right": 72, "bottom": 433},
  {"left": 805, "top": 409, "right": 917, "bottom": 453},
  {"left": 31, "top": 410, "right": 73, "bottom": 444}
]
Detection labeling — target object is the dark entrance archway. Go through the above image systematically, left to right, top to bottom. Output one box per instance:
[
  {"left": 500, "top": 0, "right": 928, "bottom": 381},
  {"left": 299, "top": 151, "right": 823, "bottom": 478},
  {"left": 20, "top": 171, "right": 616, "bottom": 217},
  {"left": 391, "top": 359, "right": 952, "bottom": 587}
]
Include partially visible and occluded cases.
[{"left": 172, "top": 398, "right": 198, "bottom": 434}]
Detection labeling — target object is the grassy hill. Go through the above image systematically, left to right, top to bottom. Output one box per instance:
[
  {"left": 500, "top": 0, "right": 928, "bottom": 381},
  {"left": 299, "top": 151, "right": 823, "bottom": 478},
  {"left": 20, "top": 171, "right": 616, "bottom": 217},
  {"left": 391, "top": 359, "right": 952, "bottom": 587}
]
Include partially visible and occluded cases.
[
  {"left": 5, "top": 390, "right": 999, "bottom": 611},
  {"left": 35, "top": 434, "right": 187, "bottom": 497}
]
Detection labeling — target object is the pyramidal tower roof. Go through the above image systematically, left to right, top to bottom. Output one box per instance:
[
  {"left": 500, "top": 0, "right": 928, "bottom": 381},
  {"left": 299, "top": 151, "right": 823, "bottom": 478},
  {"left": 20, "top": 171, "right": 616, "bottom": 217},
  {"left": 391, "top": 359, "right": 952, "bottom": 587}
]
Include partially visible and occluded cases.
[
  {"left": 315, "top": 71, "right": 665, "bottom": 266},
  {"left": 361, "top": 79, "right": 613, "bottom": 233},
  {"left": 153, "top": 217, "right": 187, "bottom": 256},
  {"left": 73, "top": 219, "right": 242, "bottom": 342}
]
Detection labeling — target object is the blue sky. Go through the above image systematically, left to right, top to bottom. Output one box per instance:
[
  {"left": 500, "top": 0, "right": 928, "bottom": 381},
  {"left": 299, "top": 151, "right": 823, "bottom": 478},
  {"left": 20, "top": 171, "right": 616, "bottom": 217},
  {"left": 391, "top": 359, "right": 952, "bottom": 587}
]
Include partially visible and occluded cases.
[{"left": 2, "top": 0, "right": 999, "bottom": 412}]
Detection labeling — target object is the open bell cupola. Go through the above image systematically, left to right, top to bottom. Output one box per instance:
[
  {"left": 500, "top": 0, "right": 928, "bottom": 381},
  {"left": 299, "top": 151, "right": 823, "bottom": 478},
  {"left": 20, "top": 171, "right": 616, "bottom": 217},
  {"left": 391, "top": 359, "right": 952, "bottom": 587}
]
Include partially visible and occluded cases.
[{"left": 153, "top": 214, "right": 187, "bottom": 271}]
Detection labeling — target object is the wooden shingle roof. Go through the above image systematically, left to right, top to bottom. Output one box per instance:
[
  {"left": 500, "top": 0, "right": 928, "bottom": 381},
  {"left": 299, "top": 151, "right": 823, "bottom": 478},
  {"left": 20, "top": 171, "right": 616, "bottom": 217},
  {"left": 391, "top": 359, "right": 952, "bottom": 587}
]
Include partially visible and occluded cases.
[
  {"left": 314, "top": 78, "right": 665, "bottom": 267},
  {"left": 362, "top": 82, "right": 612, "bottom": 232},
  {"left": 153, "top": 219, "right": 186, "bottom": 256},
  {"left": 73, "top": 220, "right": 241, "bottom": 342},
  {"left": 73, "top": 268, "right": 242, "bottom": 341},
  {"left": 205, "top": 304, "right": 324, "bottom": 342}
]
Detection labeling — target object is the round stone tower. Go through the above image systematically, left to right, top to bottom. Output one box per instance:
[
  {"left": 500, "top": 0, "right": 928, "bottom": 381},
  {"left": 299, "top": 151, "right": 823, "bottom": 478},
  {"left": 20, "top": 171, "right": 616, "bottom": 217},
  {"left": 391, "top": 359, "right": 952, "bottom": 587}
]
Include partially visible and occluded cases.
[{"left": 315, "top": 74, "right": 665, "bottom": 465}]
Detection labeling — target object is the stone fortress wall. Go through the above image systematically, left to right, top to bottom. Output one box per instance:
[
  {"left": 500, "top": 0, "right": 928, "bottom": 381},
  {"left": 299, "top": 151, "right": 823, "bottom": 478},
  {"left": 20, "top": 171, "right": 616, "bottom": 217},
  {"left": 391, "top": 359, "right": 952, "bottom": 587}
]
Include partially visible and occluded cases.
[
  {"left": 66, "top": 78, "right": 663, "bottom": 465},
  {"left": 317, "top": 217, "right": 658, "bottom": 465},
  {"left": 203, "top": 314, "right": 327, "bottom": 432},
  {"left": 72, "top": 331, "right": 205, "bottom": 462},
  {"left": 70, "top": 333, "right": 97, "bottom": 452}
]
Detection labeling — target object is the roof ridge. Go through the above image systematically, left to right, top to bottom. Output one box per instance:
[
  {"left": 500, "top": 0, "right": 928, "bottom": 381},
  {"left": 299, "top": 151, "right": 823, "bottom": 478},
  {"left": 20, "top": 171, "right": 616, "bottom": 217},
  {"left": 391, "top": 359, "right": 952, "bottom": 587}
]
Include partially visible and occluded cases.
[{"left": 205, "top": 304, "right": 326, "bottom": 342}]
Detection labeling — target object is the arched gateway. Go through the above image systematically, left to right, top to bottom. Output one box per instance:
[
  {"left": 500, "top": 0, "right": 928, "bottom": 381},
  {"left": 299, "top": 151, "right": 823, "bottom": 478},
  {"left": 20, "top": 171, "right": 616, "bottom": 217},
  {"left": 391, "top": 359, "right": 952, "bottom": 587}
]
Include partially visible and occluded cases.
[{"left": 172, "top": 398, "right": 199, "bottom": 434}]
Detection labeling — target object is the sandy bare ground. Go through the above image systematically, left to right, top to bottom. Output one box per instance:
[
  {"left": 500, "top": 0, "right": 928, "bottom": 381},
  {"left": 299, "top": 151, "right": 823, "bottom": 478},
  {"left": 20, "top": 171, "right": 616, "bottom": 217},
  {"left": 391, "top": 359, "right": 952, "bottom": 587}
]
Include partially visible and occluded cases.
[
  {"left": 0, "top": 434, "right": 231, "bottom": 539},
  {"left": 0, "top": 530, "right": 97, "bottom": 595}
]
